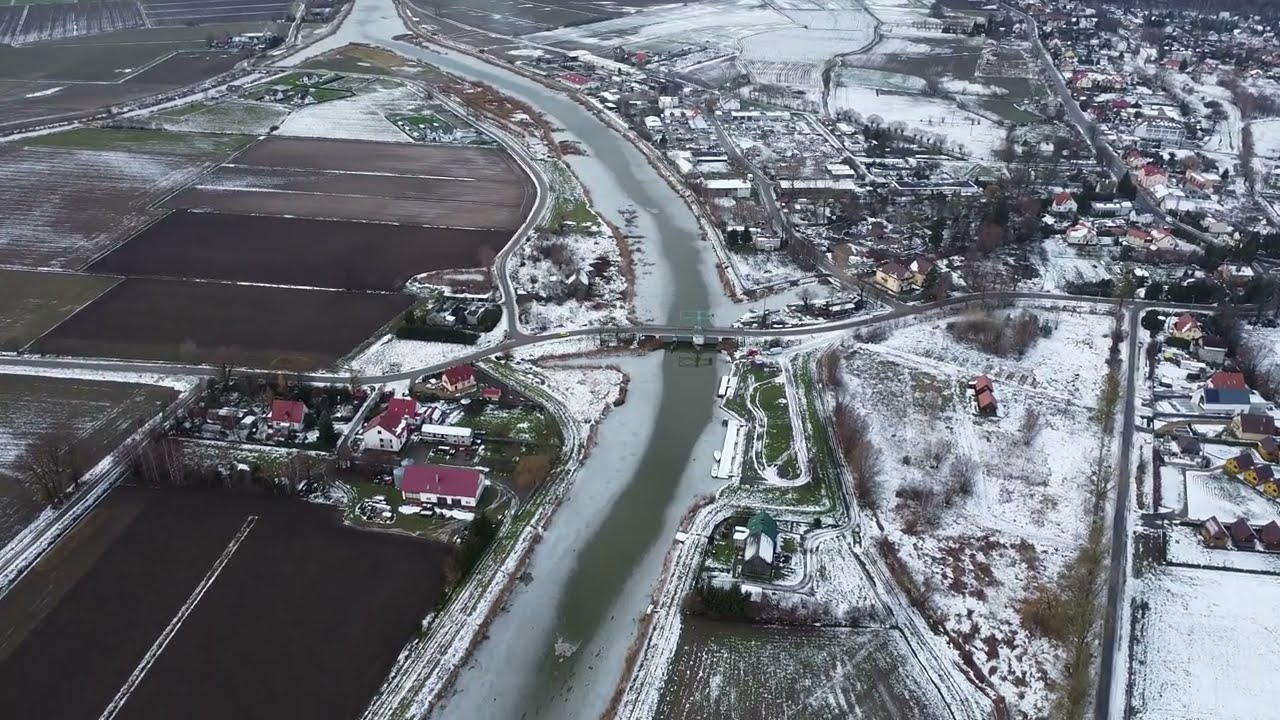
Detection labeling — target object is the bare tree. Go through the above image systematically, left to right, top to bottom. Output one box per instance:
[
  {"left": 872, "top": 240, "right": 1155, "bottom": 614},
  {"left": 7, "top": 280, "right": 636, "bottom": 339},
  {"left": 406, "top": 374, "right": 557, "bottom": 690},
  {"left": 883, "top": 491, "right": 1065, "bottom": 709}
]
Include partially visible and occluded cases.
[
  {"left": 798, "top": 285, "right": 816, "bottom": 310},
  {"left": 1020, "top": 407, "right": 1042, "bottom": 446},
  {"left": 17, "top": 424, "right": 85, "bottom": 506}
]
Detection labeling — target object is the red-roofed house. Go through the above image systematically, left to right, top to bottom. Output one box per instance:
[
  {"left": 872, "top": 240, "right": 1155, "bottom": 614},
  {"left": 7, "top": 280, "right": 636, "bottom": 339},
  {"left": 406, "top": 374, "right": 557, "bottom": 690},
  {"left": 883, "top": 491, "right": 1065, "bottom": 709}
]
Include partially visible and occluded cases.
[
  {"left": 561, "top": 72, "right": 592, "bottom": 88},
  {"left": 1138, "top": 163, "right": 1169, "bottom": 190},
  {"left": 1051, "top": 191, "right": 1077, "bottom": 215},
  {"left": 874, "top": 262, "right": 914, "bottom": 294},
  {"left": 1171, "top": 313, "right": 1202, "bottom": 341},
  {"left": 442, "top": 365, "right": 477, "bottom": 393},
  {"left": 1206, "top": 372, "right": 1248, "bottom": 391},
  {"left": 482, "top": 387, "right": 502, "bottom": 402},
  {"left": 976, "top": 389, "right": 997, "bottom": 416},
  {"left": 361, "top": 398, "right": 422, "bottom": 453},
  {"left": 270, "top": 399, "right": 308, "bottom": 432},
  {"left": 401, "top": 464, "right": 484, "bottom": 508}
]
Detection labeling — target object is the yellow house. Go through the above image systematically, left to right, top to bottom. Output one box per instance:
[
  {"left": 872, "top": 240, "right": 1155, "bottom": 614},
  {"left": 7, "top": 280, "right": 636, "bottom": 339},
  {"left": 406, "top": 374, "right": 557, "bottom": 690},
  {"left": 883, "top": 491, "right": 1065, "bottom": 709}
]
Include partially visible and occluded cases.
[
  {"left": 874, "top": 262, "right": 914, "bottom": 295},
  {"left": 1171, "top": 313, "right": 1203, "bottom": 342},
  {"left": 1225, "top": 452, "right": 1254, "bottom": 476},
  {"left": 1244, "top": 464, "right": 1274, "bottom": 487},
  {"left": 1262, "top": 479, "right": 1280, "bottom": 499}
]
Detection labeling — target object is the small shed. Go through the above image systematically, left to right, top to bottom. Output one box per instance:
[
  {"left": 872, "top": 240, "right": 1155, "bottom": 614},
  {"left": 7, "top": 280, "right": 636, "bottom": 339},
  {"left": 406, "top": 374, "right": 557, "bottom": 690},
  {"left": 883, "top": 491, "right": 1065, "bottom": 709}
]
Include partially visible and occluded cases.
[
  {"left": 741, "top": 511, "right": 779, "bottom": 580},
  {"left": 1228, "top": 518, "right": 1257, "bottom": 550},
  {"left": 1258, "top": 520, "right": 1280, "bottom": 552}
]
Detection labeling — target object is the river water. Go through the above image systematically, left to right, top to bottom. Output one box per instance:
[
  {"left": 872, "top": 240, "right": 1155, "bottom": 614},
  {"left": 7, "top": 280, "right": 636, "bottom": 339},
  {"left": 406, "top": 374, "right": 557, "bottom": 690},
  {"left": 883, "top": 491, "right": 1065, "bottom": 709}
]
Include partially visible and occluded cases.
[{"left": 287, "top": 2, "right": 732, "bottom": 718}]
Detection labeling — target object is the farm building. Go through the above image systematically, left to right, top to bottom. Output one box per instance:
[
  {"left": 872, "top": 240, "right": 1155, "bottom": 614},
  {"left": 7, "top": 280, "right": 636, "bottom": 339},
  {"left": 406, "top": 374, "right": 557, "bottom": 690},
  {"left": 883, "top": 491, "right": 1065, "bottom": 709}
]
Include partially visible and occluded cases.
[
  {"left": 442, "top": 365, "right": 477, "bottom": 393},
  {"left": 270, "top": 399, "right": 308, "bottom": 432},
  {"left": 420, "top": 423, "right": 474, "bottom": 446},
  {"left": 400, "top": 464, "right": 484, "bottom": 508},
  {"left": 741, "top": 511, "right": 779, "bottom": 580},
  {"left": 1200, "top": 516, "right": 1228, "bottom": 549}
]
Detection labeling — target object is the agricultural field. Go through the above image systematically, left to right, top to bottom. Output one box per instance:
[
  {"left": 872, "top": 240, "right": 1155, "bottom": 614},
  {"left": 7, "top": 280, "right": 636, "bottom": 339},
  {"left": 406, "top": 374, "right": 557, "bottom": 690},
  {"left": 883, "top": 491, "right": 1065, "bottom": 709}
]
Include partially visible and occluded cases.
[
  {"left": 0, "top": 0, "right": 144, "bottom": 46},
  {"left": 140, "top": 0, "right": 293, "bottom": 26},
  {"left": 406, "top": 0, "right": 658, "bottom": 37},
  {"left": 0, "top": 25, "right": 257, "bottom": 133},
  {"left": 274, "top": 83, "right": 426, "bottom": 144},
  {"left": 141, "top": 99, "right": 291, "bottom": 134},
  {"left": 19, "top": 127, "right": 252, "bottom": 156},
  {"left": 165, "top": 136, "right": 534, "bottom": 229},
  {"left": 0, "top": 140, "right": 237, "bottom": 269},
  {"left": 89, "top": 211, "right": 514, "bottom": 291},
  {"left": 0, "top": 269, "right": 120, "bottom": 351},
  {"left": 29, "top": 278, "right": 413, "bottom": 369},
  {"left": 0, "top": 375, "right": 176, "bottom": 546},
  {"left": 0, "top": 486, "right": 448, "bottom": 720},
  {"left": 656, "top": 620, "right": 949, "bottom": 720}
]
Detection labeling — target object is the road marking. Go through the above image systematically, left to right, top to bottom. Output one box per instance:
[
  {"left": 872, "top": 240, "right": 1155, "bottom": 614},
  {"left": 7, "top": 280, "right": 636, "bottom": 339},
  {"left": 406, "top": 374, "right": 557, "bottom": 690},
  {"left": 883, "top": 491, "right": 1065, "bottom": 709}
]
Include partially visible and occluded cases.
[{"left": 96, "top": 515, "right": 258, "bottom": 720}]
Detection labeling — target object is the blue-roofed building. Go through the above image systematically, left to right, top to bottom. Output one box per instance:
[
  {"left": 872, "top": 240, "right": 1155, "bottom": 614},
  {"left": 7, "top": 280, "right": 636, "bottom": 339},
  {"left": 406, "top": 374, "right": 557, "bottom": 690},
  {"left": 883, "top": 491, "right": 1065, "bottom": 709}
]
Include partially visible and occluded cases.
[{"left": 1196, "top": 387, "right": 1253, "bottom": 414}]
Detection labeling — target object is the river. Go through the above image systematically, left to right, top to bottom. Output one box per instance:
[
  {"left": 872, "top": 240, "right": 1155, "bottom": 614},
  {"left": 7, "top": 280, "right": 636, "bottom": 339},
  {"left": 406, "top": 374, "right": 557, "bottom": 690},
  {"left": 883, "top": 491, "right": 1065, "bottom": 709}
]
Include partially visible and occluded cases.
[{"left": 287, "top": 2, "right": 733, "bottom": 718}]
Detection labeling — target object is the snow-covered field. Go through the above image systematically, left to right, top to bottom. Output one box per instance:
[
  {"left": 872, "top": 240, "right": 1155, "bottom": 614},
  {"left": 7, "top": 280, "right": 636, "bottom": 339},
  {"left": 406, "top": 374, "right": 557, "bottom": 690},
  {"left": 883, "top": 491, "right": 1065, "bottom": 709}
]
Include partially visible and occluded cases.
[
  {"left": 828, "top": 79, "right": 1008, "bottom": 158},
  {"left": 276, "top": 85, "right": 422, "bottom": 143},
  {"left": 1030, "top": 238, "right": 1117, "bottom": 294},
  {"left": 838, "top": 309, "right": 1116, "bottom": 716},
  {"left": 349, "top": 325, "right": 506, "bottom": 377},
  {"left": 1183, "top": 470, "right": 1280, "bottom": 526},
  {"left": 1128, "top": 565, "right": 1280, "bottom": 719}
]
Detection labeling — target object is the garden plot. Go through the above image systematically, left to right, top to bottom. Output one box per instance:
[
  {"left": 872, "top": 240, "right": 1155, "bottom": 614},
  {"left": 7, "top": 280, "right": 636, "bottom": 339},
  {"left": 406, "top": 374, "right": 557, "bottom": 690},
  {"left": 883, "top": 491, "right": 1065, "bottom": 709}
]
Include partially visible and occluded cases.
[
  {"left": 275, "top": 84, "right": 425, "bottom": 144},
  {"left": 144, "top": 100, "right": 292, "bottom": 135},
  {"left": 1250, "top": 118, "right": 1280, "bottom": 160},
  {"left": 0, "top": 145, "right": 226, "bottom": 269},
  {"left": 1030, "top": 238, "right": 1118, "bottom": 294},
  {"left": 838, "top": 309, "right": 1116, "bottom": 717},
  {"left": 1183, "top": 470, "right": 1280, "bottom": 526},
  {"left": 1164, "top": 525, "right": 1280, "bottom": 573},
  {"left": 1127, "top": 565, "right": 1280, "bottom": 719},
  {"left": 655, "top": 620, "right": 949, "bottom": 720}
]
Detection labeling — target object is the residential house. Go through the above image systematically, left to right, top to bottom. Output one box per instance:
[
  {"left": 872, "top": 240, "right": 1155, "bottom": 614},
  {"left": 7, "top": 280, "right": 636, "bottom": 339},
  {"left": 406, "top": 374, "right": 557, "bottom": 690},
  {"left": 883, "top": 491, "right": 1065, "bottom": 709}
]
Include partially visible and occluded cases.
[
  {"left": 1123, "top": 147, "right": 1147, "bottom": 169},
  {"left": 1137, "top": 163, "right": 1169, "bottom": 190},
  {"left": 1185, "top": 171, "right": 1221, "bottom": 193},
  {"left": 703, "top": 178, "right": 753, "bottom": 198},
  {"left": 1051, "top": 191, "right": 1077, "bottom": 215},
  {"left": 1065, "top": 222, "right": 1099, "bottom": 246},
  {"left": 1124, "top": 228, "right": 1152, "bottom": 247},
  {"left": 753, "top": 235, "right": 783, "bottom": 251},
  {"left": 907, "top": 257, "right": 934, "bottom": 287},
  {"left": 874, "top": 262, "right": 914, "bottom": 294},
  {"left": 1217, "top": 263, "right": 1255, "bottom": 286},
  {"left": 1171, "top": 313, "right": 1202, "bottom": 341},
  {"left": 1193, "top": 335, "right": 1228, "bottom": 366},
  {"left": 441, "top": 365, "right": 477, "bottom": 393},
  {"left": 1206, "top": 372, "right": 1247, "bottom": 390},
  {"left": 482, "top": 387, "right": 502, "bottom": 403},
  {"left": 1195, "top": 388, "right": 1251, "bottom": 414},
  {"left": 361, "top": 398, "right": 422, "bottom": 453},
  {"left": 269, "top": 399, "right": 308, "bottom": 433},
  {"left": 1230, "top": 412, "right": 1277, "bottom": 442},
  {"left": 420, "top": 423, "right": 475, "bottom": 446},
  {"left": 1174, "top": 434, "right": 1202, "bottom": 456},
  {"left": 1259, "top": 436, "right": 1280, "bottom": 463},
  {"left": 1225, "top": 451, "right": 1254, "bottom": 475},
  {"left": 1243, "top": 463, "right": 1274, "bottom": 488},
  {"left": 400, "top": 464, "right": 484, "bottom": 508},
  {"left": 1261, "top": 473, "right": 1280, "bottom": 499},
  {"left": 742, "top": 511, "right": 779, "bottom": 579},
  {"left": 1200, "top": 516, "right": 1229, "bottom": 549},
  {"left": 1228, "top": 518, "right": 1257, "bottom": 550},
  {"left": 1258, "top": 520, "right": 1280, "bottom": 552}
]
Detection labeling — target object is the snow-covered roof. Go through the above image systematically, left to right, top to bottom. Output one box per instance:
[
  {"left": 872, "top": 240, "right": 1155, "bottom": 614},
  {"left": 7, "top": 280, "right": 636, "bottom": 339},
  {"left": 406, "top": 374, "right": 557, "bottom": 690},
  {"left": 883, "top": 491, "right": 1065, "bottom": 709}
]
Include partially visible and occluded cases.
[{"left": 420, "top": 423, "right": 473, "bottom": 438}]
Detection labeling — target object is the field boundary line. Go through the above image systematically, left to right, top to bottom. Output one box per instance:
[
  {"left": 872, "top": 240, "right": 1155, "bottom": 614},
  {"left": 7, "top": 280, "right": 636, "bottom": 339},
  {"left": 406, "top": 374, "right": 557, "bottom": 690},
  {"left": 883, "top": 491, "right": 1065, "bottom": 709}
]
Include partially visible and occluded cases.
[
  {"left": 19, "top": 275, "right": 125, "bottom": 353},
  {"left": 97, "top": 514, "right": 258, "bottom": 720}
]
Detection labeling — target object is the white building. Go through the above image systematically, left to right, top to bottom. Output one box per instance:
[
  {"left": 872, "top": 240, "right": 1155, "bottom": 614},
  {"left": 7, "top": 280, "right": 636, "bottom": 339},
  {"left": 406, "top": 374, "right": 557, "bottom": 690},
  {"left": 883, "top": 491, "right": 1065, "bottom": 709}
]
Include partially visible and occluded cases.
[
  {"left": 1134, "top": 119, "right": 1186, "bottom": 144},
  {"left": 703, "top": 178, "right": 753, "bottom": 198},
  {"left": 420, "top": 423, "right": 474, "bottom": 446}
]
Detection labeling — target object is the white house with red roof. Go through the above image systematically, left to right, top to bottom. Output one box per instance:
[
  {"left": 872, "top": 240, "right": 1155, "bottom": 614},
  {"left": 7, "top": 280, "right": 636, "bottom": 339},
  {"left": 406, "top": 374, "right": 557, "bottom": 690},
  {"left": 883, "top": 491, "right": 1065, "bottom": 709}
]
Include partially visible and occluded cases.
[
  {"left": 1137, "top": 163, "right": 1169, "bottom": 190},
  {"left": 1051, "top": 191, "right": 1077, "bottom": 215},
  {"left": 1064, "top": 222, "right": 1098, "bottom": 246},
  {"left": 441, "top": 365, "right": 476, "bottom": 393},
  {"left": 361, "top": 397, "right": 422, "bottom": 453},
  {"left": 269, "top": 399, "right": 308, "bottom": 432},
  {"left": 401, "top": 464, "right": 484, "bottom": 508}
]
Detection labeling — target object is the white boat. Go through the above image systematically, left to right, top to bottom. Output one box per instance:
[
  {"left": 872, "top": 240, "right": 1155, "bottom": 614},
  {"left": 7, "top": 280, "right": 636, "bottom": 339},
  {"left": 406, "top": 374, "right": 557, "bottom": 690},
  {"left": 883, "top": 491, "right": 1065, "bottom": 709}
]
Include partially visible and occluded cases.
[{"left": 713, "top": 451, "right": 722, "bottom": 462}]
